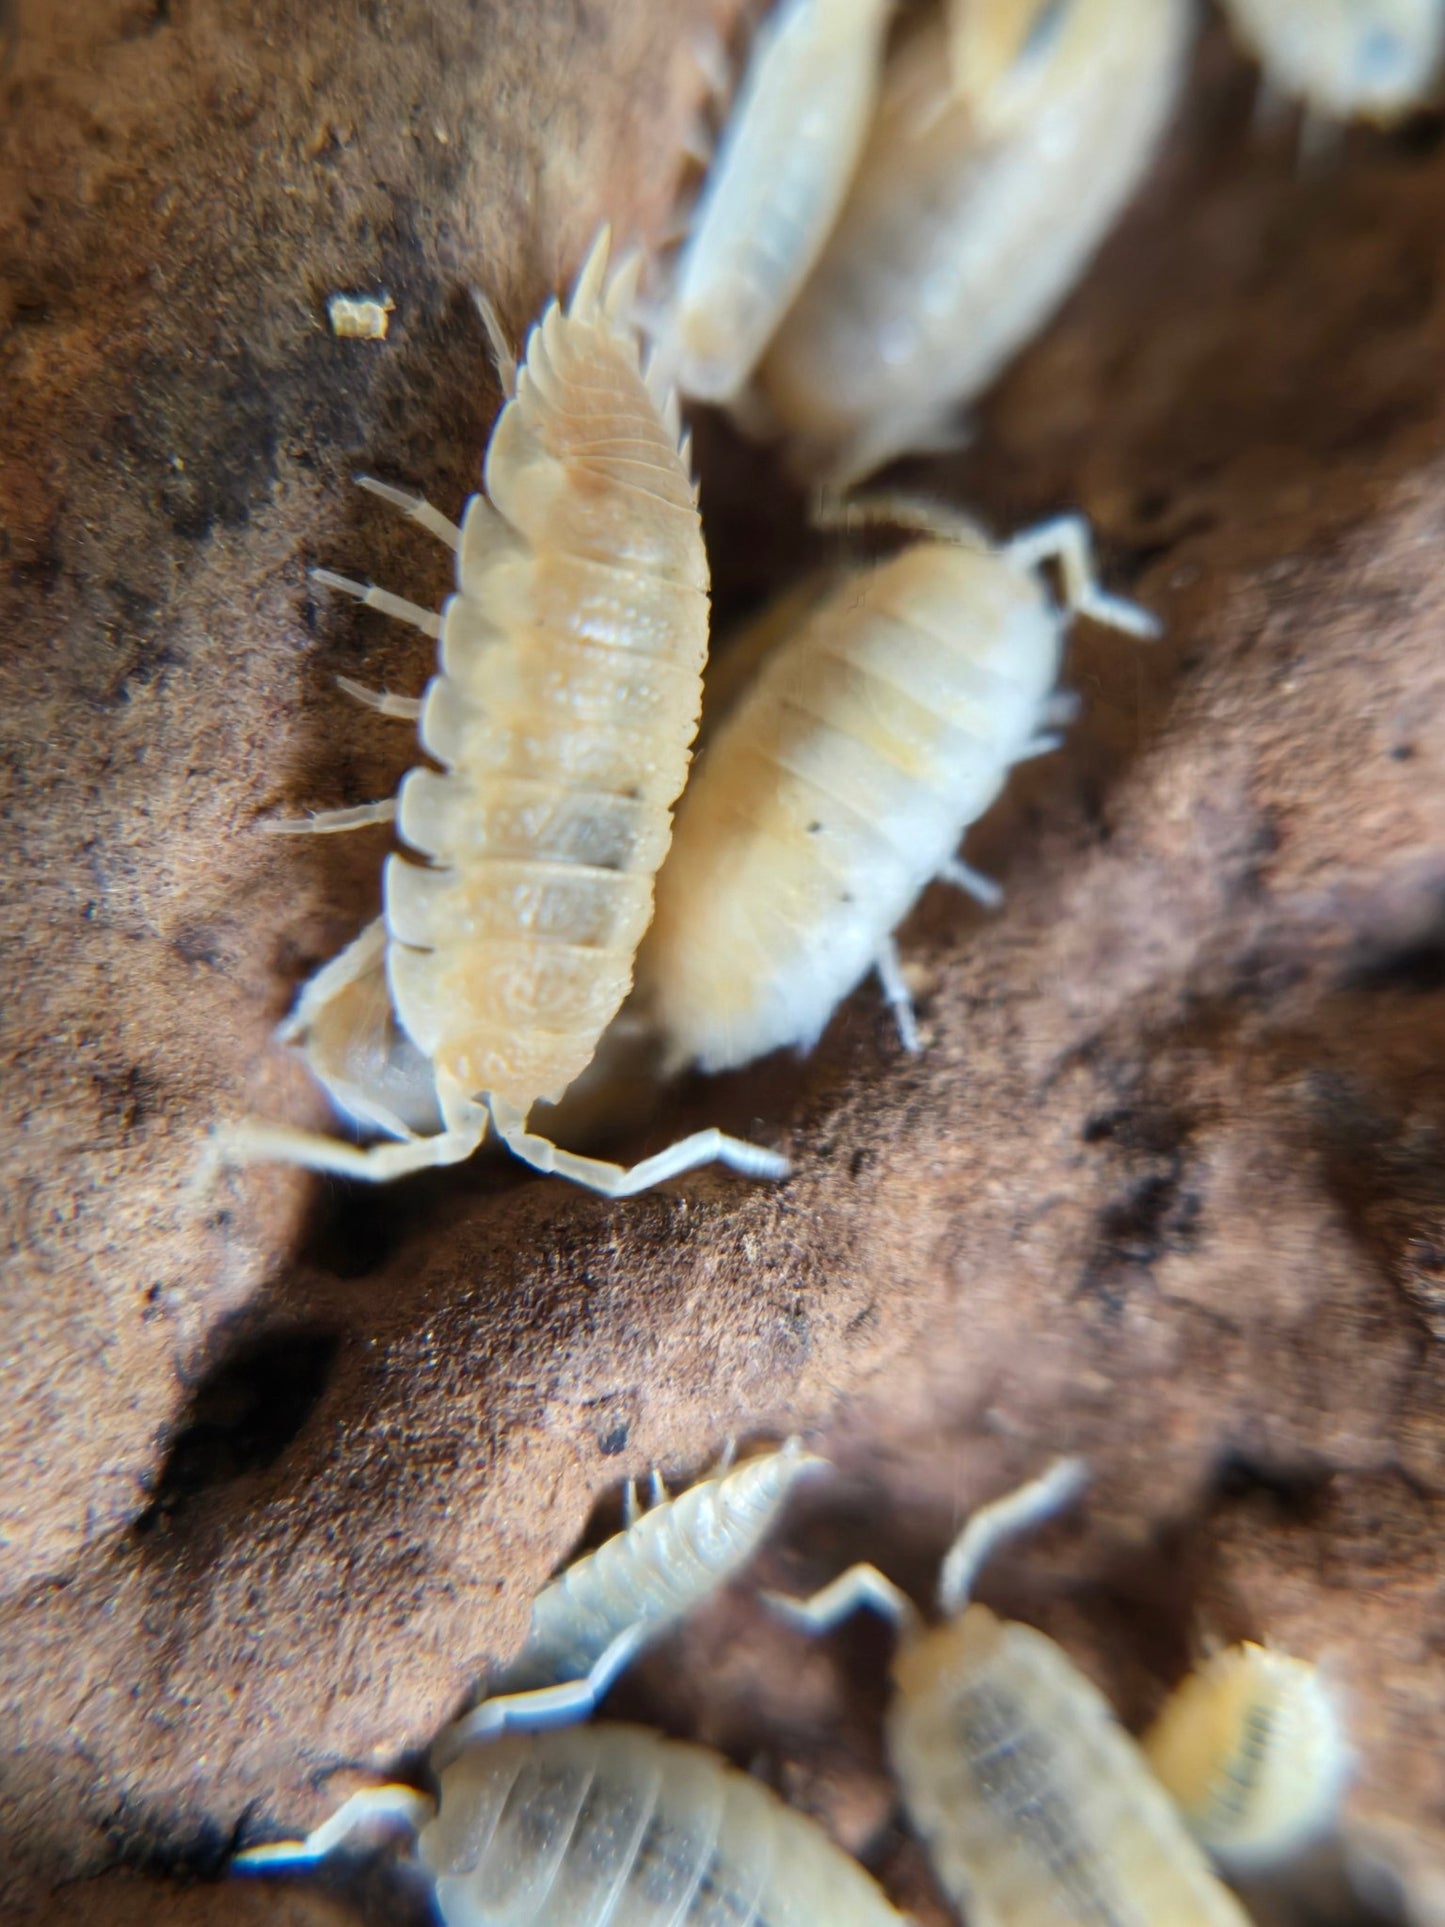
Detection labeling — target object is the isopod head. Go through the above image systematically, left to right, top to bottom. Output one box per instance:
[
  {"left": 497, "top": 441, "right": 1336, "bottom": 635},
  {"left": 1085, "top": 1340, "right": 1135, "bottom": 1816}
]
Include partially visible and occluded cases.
[{"left": 1143, "top": 1640, "right": 1352, "bottom": 1871}]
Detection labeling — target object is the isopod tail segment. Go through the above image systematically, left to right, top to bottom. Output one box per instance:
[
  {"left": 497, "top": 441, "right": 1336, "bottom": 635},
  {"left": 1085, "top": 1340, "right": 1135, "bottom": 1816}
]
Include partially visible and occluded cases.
[{"left": 765, "top": 1454, "right": 1090, "bottom": 1640}]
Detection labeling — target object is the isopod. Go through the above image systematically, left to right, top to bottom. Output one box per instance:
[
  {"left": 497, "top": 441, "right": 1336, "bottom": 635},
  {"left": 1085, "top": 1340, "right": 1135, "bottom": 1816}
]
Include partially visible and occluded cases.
[
  {"left": 662, "top": 0, "right": 896, "bottom": 404},
  {"left": 758, "top": 0, "right": 1194, "bottom": 485},
  {"left": 1219, "top": 0, "right": 1445, "bottom": 126},
  {"left": 219, "top": 229, "right": 788, "bottom": 1196},
  {"left": 637, "top": 498, "right": 1156, "bottom": 1075},
  {"left": 446, "top": 1436, "right": 829, "bottom": 1748},
  {"left": 234, "top": 1441, "right": 828, "bottom": 1868},
  {"left": 769, "top": 1459, "right": 1253, "bottom": 1925},
  {"left": 1143, "top": 1639, "right": 1352, "bottom": 1871},
  {"left": 244, "top": 1723, "right": 912, "bottom": 1926}
]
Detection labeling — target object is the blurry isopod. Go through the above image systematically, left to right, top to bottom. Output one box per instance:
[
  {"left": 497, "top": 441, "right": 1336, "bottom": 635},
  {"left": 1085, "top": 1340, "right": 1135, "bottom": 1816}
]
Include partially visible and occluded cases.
[
  {"left": 663, "top": 0, "right": 896, "bottom": 404},
  {"left": 759, "top": 0, "right": 1194, "bottom": 485},
  {"left": 1219, "top": 0, "right": 1445, "bottom": 126},
  {"left": 769, "top": 1459, "right": 1254, "bottom": 1926},
  {"left": 1143, "top": 1639, "right": 1352, "bottom": 1871},
  {"left": 245, "top": 1722, "right": 913, "bottom": 1925}
]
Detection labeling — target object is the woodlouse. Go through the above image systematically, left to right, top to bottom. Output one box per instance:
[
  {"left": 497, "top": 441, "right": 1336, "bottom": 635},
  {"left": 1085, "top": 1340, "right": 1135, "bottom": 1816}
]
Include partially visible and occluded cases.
[
  {"left": 662, "top": 0, "right": 895, "bottom": 405},
  {"left": 757, "top": 0, "right": 1194, "bottom": 485},
  {"left": 1220, "top": 0, "right": 1445, "bottom": 126},
  {"left": 219, "top": 229, "right": 787, "bottom": 1196},
  {"left": 638, "top": 498, "right": 1156, "bottom": 1074},
  {"left": 446, "top": 1436, "right": 829, "bottom": 1748},
  {"left": 234, "top": 1442, "right": 829, "bottom": 1867},
  {"left": 769, "top": 1459, "right": 1254, "bottom": 1925},
  {"left": 1143, "top": 1639, "right": 1352, "bottom": 1871},
  {"left": 245, "top": 1723, "right": 912, "bottom": 1925}
]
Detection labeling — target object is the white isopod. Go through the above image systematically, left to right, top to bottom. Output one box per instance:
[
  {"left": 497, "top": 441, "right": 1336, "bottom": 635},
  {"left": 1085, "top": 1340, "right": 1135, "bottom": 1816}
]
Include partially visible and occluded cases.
[
  {"left": 662, "top": 0, "right": 896, "bottom": 404},
  {"left": 758, "top": 0, "right": 1195, "bottom": 486},
  {"left": 1219, "top": 0, "right": 1445, "bottom": 126},
  {"left": 219, "top": 228, "right": 787, "bottom": 1197},
  {"left": 637, "top": 498, "right": 1157, "bottom": 1075},
  {"left": 234, "top": 1442, "right": 828, "bottom": 1865},
  {"left": 769, "top": 1460, "right": 1255, "bottom": 1926},
  {"left": 1143, "top": 1639, "right": 1352, "bottom": 1872},
  {"left": 246, "top": 1722, "right": 913, "bottom": 1926}
]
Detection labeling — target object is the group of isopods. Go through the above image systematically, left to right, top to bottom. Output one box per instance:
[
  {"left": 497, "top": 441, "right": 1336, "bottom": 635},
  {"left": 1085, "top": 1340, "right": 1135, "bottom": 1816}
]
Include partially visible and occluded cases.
[
  {"left": 209, "top": 0, "right": 1439, "bottom": 1919},
  {"left": 235, "top": 1448, "right": 1349, "bottom": 1922}
]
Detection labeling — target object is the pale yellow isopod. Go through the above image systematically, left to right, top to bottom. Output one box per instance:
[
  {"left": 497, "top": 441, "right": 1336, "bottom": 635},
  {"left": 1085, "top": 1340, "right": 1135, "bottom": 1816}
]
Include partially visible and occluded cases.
[
  {"left": 663, "top": 0, "right": 896, "bottom": 403},
  {"left": 758, "top": 0, "right": 1195, "bottom": 485},
  {"left": 947, "top": 0, "right": 1110, "bottom": 138},
  {"left": 1219, "top": 0, "right": 1445, "bottom": 126},
  {"left": 217, "top": 229, "right": 787, "bottom": 1197},
  {"left": 638, "top": 498, "right": 1156, "bottom": 1074},
  {"left": 770, "top": 1461, "right": 1254, "bottom": 1926},
  {"left": 1143, "top": 1640, "right": 1352, "bottom": 1872},
  {"left": 243, "top": 1723, "right": 914, "bottom": 1926}
]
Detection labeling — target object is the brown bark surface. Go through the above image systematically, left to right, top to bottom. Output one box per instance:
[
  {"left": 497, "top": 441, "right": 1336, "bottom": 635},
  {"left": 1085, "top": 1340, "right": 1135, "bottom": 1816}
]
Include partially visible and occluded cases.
[{"left": 2, "top": 2, "right": 1442, "bottom": 1921}]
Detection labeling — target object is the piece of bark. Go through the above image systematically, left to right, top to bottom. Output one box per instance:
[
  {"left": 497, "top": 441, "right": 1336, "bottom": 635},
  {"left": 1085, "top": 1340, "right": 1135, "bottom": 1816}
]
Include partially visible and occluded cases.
[{"left": 3, "top": 4, "right": 1444, "bottom": 1922}]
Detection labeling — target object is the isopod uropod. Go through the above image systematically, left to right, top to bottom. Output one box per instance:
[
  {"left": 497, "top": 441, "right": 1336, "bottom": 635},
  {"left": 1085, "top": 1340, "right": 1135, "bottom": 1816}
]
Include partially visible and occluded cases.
[
  {"left": 662, "top": 0, "right": 896, "bottom": 404},
  {"left": 758, "top": 0, "right": 1194, "bottom": 485},
  {"left": 1219, "top": 0, "right": 1445, "bottom": 125},
  {"left": 219, "top": 229, "right": 787, "bottom": 1197},
  {"left": 638, "top": 499, "right": 1157, "bottom": 1074},
  {"left": 769, "top": 1460, "right": 1254, "bottom": 1926},
  {"left": 1143, "top": 1638, "right": 1352, "bottom": 1871},
  {"left": 248, "top": 1723, "right": 913, "bottom": 1926}
]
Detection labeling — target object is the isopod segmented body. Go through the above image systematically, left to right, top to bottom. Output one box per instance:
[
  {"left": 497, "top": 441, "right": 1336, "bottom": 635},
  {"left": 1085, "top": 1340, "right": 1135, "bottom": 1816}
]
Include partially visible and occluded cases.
[
  {"left": 663, "top": 0, "right": 895, "bottom": 404},
  {"left": 758, "top": 0, "right": 1193, "bottom": 485},
  {"left": 1219, "top": 0, "right": 1445, "bottom": 125},
  {"left": 221, "top": 230, "right": 786, "bottom": 1197},
  {"left": 639, "top": 501, "right": 1156, "bottom": 1073},
  {"left": 445, "top": 1437, "right": 829, "bottom": 1748},
  {"left": 771, "top": 1461, "right": 1253, "bottom": 1926},
  {"left": 1143, "top": 1639, "right": 1351, "bottom": 1871},
  {"left": 420, "top": 1723, "right": 911, "bottom": 1925}
]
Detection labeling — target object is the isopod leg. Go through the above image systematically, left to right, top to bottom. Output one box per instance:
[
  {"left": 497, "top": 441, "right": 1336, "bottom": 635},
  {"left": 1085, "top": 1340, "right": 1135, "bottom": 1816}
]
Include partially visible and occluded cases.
[
  {"left": 470, "top": 289, "right": 517, "bottom": 397},
  {"left": 355, "top": 474, "right": 462, "bottom": 551},
  {"left": 1004, "top": 515, "right": 1161, "bottom": 639},
  {"left": 311, "top": 568, "right": 443, "bottom": 639},
  {"left": 335, "top": 674, "right": 423, "bottom": 722},
  {"left": 263, "top": 798, "right": 398, "bottom": 835},
  {"left": 939, "top": 856, "right": 1004, "bottom": 910},
  {"left": 873, "top": 935, "right": 921, "bottom": 1053},
  {"left": 489, "top": 1099, "right": 789, "bottom": 1197},
  {"left": 213, "top": 1104, "right": 488, "bottom": 1181},
  {"left": 936, "top": 1457, "right": 1090, "bottom": 1619},
  {"left": 765, "top": 1564, "right": 920, "bottom": 1638},
  {"left": 433, "top": 1623, "right": 653, "bottom": 1761},
  {"left": 233, "top": 1784, "right": 434, "bottom": 1870}
]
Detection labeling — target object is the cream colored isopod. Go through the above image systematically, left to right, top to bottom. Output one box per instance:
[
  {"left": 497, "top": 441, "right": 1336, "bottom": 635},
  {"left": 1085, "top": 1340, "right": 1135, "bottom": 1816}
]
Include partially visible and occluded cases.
[
  {"left": 663, "top": 0, "right": 896, "bottom": 404},
  {"left": 758, "top": 0, "right": 1195, "bottom": 485},
  {"left": 1219, "top": 0, "right": 1445, "bottom": 126},
  {"left": 218, "top": 229, "right": 787, "bottom": 1197},
  {"left": 638, "top": 499, "right": 1156, "bottom": 1072},
  {"left": 769, "top": 1460, "right": 1254, "bottom": 1927},
  {"left": 1144, "top": 1640, "right": 1352, "bottom": 1871},
  {"left": 246, "top": 1723, "right": 913, "bottom": 1926}
]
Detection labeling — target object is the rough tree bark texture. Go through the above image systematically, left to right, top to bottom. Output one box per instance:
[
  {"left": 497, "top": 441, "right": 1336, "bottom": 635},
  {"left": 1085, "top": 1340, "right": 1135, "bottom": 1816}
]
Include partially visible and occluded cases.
[{"left": 2, "top": 2, "right": 1442, "bottom": 1923}]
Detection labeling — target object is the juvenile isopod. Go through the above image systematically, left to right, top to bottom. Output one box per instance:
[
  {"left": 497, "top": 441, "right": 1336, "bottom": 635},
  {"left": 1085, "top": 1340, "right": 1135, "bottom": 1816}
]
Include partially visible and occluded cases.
[
  {"left": 661, "top": 0, "right": 896, "bottom": 404},
  {"left": 758, "top": 0, "right": 1194, "bottom": 485},
  {"left": 1219, "top": 0, "right": 1445, "bottom": 126},
  {"left": 219, "top": 229, "right": 787, "bottom": 1196},
  {"left": 637, "top": 498, "right": 1157, "bottom": 1074},
  {"left": 234, "top": 1441, "right": 829, "bottom": 1868},
  {"left": 769, "top": 1459, "right": 1254, "bottom": 1926},
  {"left": 1143, "top": 1639, "right": 1352, "bottom": 1871},
  {"left": 242, "top": 1723, "right": 912, "bottom": 1925}
]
